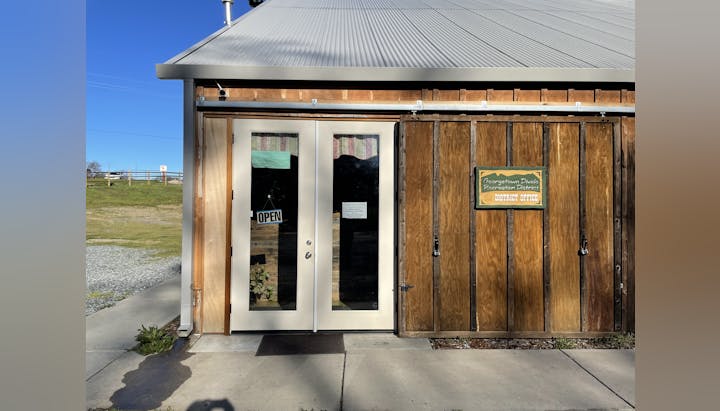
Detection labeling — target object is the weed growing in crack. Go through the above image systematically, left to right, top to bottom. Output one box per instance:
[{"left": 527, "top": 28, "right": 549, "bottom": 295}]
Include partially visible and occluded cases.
[
  {"left": 134, "top": 324, "right": 176, "bottom": 355},
  {"left": 554, "top": 337, "right": 576, "bottom": 349}
]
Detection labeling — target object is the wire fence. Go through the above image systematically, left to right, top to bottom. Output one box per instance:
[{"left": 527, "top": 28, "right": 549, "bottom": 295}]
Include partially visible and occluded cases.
[{"left": 86, "top": 170, "right": 183, "bottom": 186}]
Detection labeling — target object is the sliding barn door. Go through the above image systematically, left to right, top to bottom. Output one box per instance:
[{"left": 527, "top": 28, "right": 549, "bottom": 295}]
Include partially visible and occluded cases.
[{"left": 400, "top": 118, "right": 619, "bottom": 336}]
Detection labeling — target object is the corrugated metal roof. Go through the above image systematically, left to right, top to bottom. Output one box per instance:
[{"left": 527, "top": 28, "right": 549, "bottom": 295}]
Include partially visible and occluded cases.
[{"left": 157, "top": 0, "right": 634, "bottom": 83}]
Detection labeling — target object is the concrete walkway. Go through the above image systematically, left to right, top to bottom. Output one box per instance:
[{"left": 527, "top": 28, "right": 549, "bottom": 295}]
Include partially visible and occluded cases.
[
  {"left": 86, "top": 275, "right": 181, "bottom": 380},
  {"left": 86, "top": 280, "right": 635, "bottom": 411}
]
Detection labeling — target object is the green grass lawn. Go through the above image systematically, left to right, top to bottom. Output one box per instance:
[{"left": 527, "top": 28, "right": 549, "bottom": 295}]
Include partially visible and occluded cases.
[
  {"left": 87, "top": 179, "right": 183, "bottom": 208},
  {"left": 86, "top": 181, "right": 183, "bottom": 257}
]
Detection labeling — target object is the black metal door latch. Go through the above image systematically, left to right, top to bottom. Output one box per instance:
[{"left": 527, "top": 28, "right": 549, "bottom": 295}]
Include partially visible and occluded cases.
[{"left": 578, "top": 237, "right": 589, "bottom": 256}]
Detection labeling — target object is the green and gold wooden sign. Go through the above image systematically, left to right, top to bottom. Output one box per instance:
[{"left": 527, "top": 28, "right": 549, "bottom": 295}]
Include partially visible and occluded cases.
[{"left": 475, "top": 167, "right": 546, "bottom": 209}]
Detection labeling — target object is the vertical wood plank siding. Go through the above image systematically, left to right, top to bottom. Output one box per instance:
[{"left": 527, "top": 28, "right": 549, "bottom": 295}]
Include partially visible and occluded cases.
[
  {"left": 193, "top": 114, "right": 205, "bottom": 333},
  {"left": 201, "top": 117, "right": 229, "bottom": 333},
  {"left": 621, "top": 117, "right": 636, "bottom": 332},
  {"left": 224, "top": 119, "right": 233, "bottom": 335},
  {"left": 613, "top": 121, "right": 623, "bottom": 332},
  {"left": 403, "top": 122, "right": 435, "bottom": 331},
  {"left": 432, "top": 122, "right": 441, "bottom": 332},
  {"left": 438, "top": 122, "right": 471, "bottom": 331},
  {"left": 469, "top": 122, "right": 478, "bottom": 331},
  {"left": 475, "top": 122, "right": 508, "bottom": 331},
  {"left": 511, "top": 123, "right": 545, "bottom": 331},
  {"left": 549, "top": 123, "right": 581, "bottom": 332},
  {"left": 579, "top": 123, "right": 587, "bottom": 331},
  {"left": 585, "top": 123, "right": 615, "bottom": 331},
  {"left": 542, "top": 124, "right": 552, "bottom": 332}
]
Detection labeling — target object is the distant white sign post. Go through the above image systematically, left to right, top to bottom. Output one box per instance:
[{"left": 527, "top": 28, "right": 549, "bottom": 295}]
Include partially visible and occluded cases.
[{"left": 160, "top": 165, "right": 167, "bottom": 185}]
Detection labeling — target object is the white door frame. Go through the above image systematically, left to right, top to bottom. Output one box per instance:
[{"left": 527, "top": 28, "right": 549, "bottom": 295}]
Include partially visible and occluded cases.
[
  {"left": 230, "top": 118, "right": 395, "bottom": 331},
  {"left": 230, "top": 119, "right": 316, "bottom": 330},
  {"left": 315, "top": 121, "right": 395, "bottom": 330}
]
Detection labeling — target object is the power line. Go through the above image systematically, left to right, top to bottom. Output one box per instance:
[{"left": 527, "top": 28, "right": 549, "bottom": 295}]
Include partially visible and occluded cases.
[
  {"left": 88, "top": 71, "right": 168, "bottom": 87},
  {"left": 87, "top": 72, "right": 179, "bottom": 99}
]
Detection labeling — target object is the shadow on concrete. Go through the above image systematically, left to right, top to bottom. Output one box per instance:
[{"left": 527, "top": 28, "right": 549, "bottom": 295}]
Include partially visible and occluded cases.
[
  {"left": 109, "top": 339, "right": 193, "bottom": 410},
  {"left": 186, "top": 398, "right": 235, "bottom": 411}
]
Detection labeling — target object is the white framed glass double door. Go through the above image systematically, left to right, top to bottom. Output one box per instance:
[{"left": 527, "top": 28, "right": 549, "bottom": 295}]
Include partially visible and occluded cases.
[{"left": 230, "top": 119, "right": 395, "bottom": 331}]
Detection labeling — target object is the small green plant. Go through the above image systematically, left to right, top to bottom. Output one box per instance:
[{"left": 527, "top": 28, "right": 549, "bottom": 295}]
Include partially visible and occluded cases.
[
  {"left": 250, "top": 263, "right": 275, "bottom": 301},
  {"left": 87, "top": 290, "right": 115, "bottom": 300},
  {"left": 134, "top": 324, "right": 176, "bottom": 355},
  {"left": 608, "top": 332, "right": 635, "bottom": 348},
  {"left": 554, "top": 337, "right": 576, "bottom": 349}
]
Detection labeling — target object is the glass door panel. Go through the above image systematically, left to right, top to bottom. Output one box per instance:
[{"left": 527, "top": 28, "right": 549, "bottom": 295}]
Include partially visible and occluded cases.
[
  {"left": 231, "top": 119, "right": 315, "bottom": 330},
  {"left": 231, "top": 119, "right": 395, "bottom": 331},
  {"left": 317, "top": 121, "right": 395, "bottom": 330},
  {"left": 249, "top": 132, "right": 299, "bottom": 311},
  {"left": 331, "top": 134, "right": 380, "bottom": 311}
]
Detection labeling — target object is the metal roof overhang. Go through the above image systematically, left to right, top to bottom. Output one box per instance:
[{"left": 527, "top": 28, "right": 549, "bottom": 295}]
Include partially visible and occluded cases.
[{"left": 156, "top": 64, "right": 634, "bottom": 83}]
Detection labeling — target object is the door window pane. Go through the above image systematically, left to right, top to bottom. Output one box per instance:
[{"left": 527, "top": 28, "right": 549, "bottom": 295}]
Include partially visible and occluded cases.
[
  {"left": 250, "top": 132, "right": 299, "bottom": 311},
  {"left": 332, "top": 134, "right": 380, "bottom": 311}
]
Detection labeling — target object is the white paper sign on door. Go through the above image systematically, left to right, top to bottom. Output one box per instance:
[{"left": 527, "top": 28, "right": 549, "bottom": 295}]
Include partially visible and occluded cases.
[{"left": 342, "top": 202, "right": 367, "bottom": 219}]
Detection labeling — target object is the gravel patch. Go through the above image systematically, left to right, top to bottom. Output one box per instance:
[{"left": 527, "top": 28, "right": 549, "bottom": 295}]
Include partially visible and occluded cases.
[
  {"left": 86, "top": 245, "right": 180, "bottom": 316},
  {"left": 431, "top": 335, "right": 635, "bottom": 350}
]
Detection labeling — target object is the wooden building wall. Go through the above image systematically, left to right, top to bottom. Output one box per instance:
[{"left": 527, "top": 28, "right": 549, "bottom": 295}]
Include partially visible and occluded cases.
[
  {"left": 191, "top": 85, "right": 635, "bottom": 336},
  {"left": 196, "top": 85, "right": 634, "bottom": 106},
  {"left": 398, "top": 115, "right": 635, "bottom": 337},
  {"left": 193, "top": 117, "right": 232, "bottom": 334}
]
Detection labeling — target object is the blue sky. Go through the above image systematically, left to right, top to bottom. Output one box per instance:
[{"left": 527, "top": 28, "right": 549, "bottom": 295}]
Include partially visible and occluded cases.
[{"left": 87, "top": 0, "right": 252, "bottom": 172}]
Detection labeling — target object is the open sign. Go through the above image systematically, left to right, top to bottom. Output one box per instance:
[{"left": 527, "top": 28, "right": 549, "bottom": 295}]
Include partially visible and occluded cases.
[{"left": 256, "top": 209, "right": 283, "bottom": 225}]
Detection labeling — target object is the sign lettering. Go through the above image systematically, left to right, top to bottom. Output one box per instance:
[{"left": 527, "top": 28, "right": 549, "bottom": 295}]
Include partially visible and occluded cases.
[
  {"left": 475, "top": 167, "right": 546, "bottom": 209},
  {"left": 256, "top": 209, "right": 283, "bottom": 225}
]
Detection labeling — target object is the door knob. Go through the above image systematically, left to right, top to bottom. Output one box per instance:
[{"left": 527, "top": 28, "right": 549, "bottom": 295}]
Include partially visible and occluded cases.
[{"left": 305, "top": 252, "right": 312, "bottom": 259}]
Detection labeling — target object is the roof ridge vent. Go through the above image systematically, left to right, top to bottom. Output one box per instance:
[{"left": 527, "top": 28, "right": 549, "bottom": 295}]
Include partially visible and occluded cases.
[{"left": 222, "top": 0, "right": 234, "bottom": 26}]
